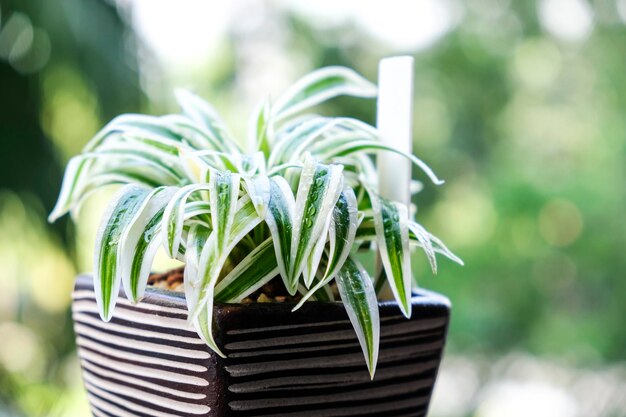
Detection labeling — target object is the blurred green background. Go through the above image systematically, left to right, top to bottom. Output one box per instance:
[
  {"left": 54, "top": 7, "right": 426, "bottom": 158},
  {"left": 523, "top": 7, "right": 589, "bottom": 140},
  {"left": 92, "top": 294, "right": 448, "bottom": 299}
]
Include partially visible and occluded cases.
[{"left": 0, "top": 0, "right": 624, "bottom": 416}]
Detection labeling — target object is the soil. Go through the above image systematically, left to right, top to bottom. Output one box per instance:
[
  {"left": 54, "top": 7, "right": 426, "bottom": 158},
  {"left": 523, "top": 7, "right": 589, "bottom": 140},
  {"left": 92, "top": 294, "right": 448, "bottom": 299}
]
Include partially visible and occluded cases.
[{"left": 147, "top": 268, "right": 304, "bottom": 304}]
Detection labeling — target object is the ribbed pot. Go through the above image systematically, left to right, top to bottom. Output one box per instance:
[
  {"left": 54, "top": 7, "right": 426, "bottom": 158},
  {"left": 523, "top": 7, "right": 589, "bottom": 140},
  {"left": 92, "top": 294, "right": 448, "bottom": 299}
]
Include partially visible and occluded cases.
[{"left": 72, "top": 275, "right": 450, "bottom": 417}]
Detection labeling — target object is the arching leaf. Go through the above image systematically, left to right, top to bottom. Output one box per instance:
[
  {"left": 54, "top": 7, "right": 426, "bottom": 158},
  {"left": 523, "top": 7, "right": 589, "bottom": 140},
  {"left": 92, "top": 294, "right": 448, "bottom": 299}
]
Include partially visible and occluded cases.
[
  {"left": 272, "top": 66, "right": 377, "bottom": 122},
  {"left": 93, "top": 185, "right": 152, "bottom": 321},
  {"left": 336, "top": 256, "right": 380, "bottom": 379}
]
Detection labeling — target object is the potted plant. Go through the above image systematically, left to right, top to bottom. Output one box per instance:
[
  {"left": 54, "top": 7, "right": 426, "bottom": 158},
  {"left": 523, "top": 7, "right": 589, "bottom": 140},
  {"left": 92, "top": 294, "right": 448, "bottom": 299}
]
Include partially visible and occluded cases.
[{"left": 50, "top": 62, "right": 462, "bottom": 416}]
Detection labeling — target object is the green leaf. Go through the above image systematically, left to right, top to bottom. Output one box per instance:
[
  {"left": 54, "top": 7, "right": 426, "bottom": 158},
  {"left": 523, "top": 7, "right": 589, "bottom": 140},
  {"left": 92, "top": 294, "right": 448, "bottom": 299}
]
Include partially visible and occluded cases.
[
  {"left": 272, "top": 66, "right": 377, "bottom": 122},
  {"left": 175, "top": 89, "right": 240, "bottom": 153},
  {"left": 248, "top": 97, "right": 271, "bottom": 157},
  {"left": 84, "top": 114, "right": 184, "bottom": 152},
  {"left": 161, "top": 114, "right": 225, "bottom": 150},
  {"left": 268, "top": 117, "right": 332, "bottom": 168},
  {"left": 277, "top": 117, "right": 337, "bottom": 164},
  {"left": 287, "top": 118, "right": 379, "bottom": 163},
  {"left": 119, "top": 133, "right": 183, "bottom": 157},
  {"left": 319, "top": 139, "right": 444, "bottom": 185},
  {"left": 87, "top": 147, "right": 183, "bottom": 183},
  {"left": 178, "top": 147, "right": 214, "bottom": 183},
  {"left": 192, "top": 149, "right": 242, "bottom": 172},
  {"left": 241, "top": 151, "right": 266, "bottom": 176},
  {"left": 290, "top": 155, "right": 344, "bottom": 286},
  {"left": 48, "top": 156, "right": 91, "bottom": 222},
  {"left": 49, "top": 158, "right": 181, "bottom": 223},
  {"left": 209, "top": 170, "right": 241, "bottom": 254},
  {"left": 242, "top": 175, "right": 270, "bottom": 219},
  {"left": 264, "top": 176, "right": 297, "bottom": 294},
  {"left": 93, "top": 184, "right": 152, "bottom": 321},
  {"left": 161, "top": 184, "right": 212, "bottom": 259},
  {"left": 120, "top": 186, "right": 178, "bottom": 302},
  {"left": 324, "top": 187, "right": 359, "bottom": 280},
  {"left": 293, "top": 188, "right": 358, "bottom": 310},
  {"left": 370, "top": 192, "right": 413, "bottom": 318},
  {"left": 188, "top": 193, "right": 259, "bottom": 322},
  {"left": 227, "top": 196, "right": 262, "bottom": 250},
  {"left": 183, "top": 201, "right": 212, "bottom": 223},
  {"left": 355, "top": 218, "right": 377, "bottom": 241},
  {"left": 356, "top": 218, "right": 464, "bottom": 269},
  {"left": 406, "top": 221, "right": 437, "bottom": 274},
  {"left": 407, "top": 222, "right": 464, "bottom": 268},
  {"left": 183, "top": 223, "right": 212, "bottom": 306},
  {"left": 302, "top": 228, "right": 329, "bottom": 289},
  {"left": 185, "top": 231, "right": 219, "bottom": 319},
  {"left": 215, "top": 238, "right": 279, "bottom": 302},
  {"left": 335, "top": 256, "right": 380, "bottom": 379},
  {"left": 192, "top": 299, "right": 225, "bottom": 358}
]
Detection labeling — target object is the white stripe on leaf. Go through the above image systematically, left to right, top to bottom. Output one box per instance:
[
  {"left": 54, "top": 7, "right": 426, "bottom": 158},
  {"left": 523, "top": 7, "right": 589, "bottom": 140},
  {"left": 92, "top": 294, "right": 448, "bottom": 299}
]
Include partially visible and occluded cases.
[
  {"left": 272, "top": 66, "right": 377, "bottom": 123},
  {"left": 289, "top": 155, "right": 343, "bottom": 286},
  {"left": 264, "top": 176, "right": 297, "bottom": 294},
  {"left": 161, "top": 184, "right": 212, "bottom": 259},
  {"left": 93, "top": 185, "right": 153, "bottom": 321},
  {"left": 120, "top": 186, "right": 179, "bottom": 303},
  {"left": 369, "top": 190, "right": 413, "bottom": 318},
  {"left": 335, "top": 256, "right": 380, "bottom": 379}
]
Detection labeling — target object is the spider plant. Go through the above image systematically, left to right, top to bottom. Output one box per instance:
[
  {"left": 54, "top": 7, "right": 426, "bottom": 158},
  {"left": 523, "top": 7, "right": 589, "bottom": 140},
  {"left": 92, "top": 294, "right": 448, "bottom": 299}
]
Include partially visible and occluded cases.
[{"left": 49, "top": 66, "right": 461, "bottom": 377}]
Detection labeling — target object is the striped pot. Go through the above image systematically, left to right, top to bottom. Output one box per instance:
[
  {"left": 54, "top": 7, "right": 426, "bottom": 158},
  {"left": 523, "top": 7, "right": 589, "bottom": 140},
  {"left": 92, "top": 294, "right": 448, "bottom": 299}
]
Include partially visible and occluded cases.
[{"left": 72, "top": 275, "right": 450, "bottom": 417}]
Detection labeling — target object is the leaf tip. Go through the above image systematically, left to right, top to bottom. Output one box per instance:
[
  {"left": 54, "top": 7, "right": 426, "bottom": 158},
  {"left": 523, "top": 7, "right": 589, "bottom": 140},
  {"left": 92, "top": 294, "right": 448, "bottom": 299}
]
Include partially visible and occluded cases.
[
  {"left": 128, "top": 293, "right": 143, "bottom": 305},
  {"left": 399, "top": 301, "right": 412, "bottom": 319},
  {"left": 98, "top": 305, "right": 114, "bottom": 323},
  {"left": 214, "top": 347, "right": 227, "bottom": 359},
  {"left": 368, "top": 363, "right": 377, "bottom": 380}
]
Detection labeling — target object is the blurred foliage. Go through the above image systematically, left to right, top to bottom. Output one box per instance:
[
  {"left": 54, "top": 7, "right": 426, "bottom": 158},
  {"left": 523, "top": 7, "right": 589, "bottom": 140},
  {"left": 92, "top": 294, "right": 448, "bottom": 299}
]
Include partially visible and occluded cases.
[
  {"left": 0, "top": 0, "right": 625, "bottom": 415},
  {"left": 0, "top": 0, "right": 142, "bottom": 414}
]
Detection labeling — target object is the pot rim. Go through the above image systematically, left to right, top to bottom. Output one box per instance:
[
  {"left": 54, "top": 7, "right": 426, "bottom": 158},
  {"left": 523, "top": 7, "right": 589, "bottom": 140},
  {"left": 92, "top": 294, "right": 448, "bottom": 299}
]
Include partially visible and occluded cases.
[{"left": 75, "top": 274, "right": 450, "bottom": 311}]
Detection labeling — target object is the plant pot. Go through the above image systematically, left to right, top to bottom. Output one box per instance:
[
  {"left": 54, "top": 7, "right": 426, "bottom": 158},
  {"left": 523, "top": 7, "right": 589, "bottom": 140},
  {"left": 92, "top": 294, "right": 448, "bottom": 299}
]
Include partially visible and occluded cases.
[{"left": 72, "top": 274, "right": 450, "bottom": 417}]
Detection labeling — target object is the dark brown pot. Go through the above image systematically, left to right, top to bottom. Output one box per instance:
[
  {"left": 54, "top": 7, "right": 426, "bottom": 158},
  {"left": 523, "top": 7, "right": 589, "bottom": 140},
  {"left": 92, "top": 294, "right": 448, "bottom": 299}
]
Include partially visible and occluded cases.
[{"left": 72, "top": 275, "right": 450, "bottom": 417}]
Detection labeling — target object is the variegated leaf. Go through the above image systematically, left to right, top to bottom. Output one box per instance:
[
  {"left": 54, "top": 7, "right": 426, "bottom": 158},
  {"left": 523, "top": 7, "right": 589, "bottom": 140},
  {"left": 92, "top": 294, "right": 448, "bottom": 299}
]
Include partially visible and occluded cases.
[
  {"left": 272, "top": 66, "right": 377, "bottom": 122},
  {"left": 175, "top": 89, "right": 240, "bottom": 153},
  {"left": 248, "top": 97, "right": 271, "bottom": 156},
  {"left": 84, "top": 114, "right": 184, "bottom": 152},
  {"left": 268, "top": 117, "right": 332, "bottom": 168},
  {"left": 321, "top": 139, "right": 444, "bottom": 185},
  {"left": 178, "top": 147, "right": 213, "bottom": 184},
  {"left": 289, "top": 155, "right": 343, "bottom": 285},
  {"left": 48, "top": 156, "right": 91, "bottom": 222},
  {"left": 209, "top": 170, "right": 241, "bottom": 254},
  {"left": 242, "top": 175, "right": 270, "bottom": 219},
  {"left": 264, "top": 176, "right": 297, "bottom": 294},
  {"left": 93, "top": 184, "right": 152, "bottom": 321},
  {"left": 161, "top": 184, "right": 212, "bottom": 259},
  {"left": 120, "top": 186, "right": 179, "bottom": 302},
  {"left": 293, "top": 187, "right": 358, "bottom": 309},
  {"left": 324, "top": 187, "right": 359, "bottom": 280},
  {"left": 369, "top": 192, "right": 413, "bottom": 318},
  {"left": 188, "top": 194, "right": 260, "bottom": 322},
  {"left": 227, "top": 196, "right": 262, "bottom": 251},
  {"left": 356, "top": 218, "right": 463, "bottom": 268},
  {"left": 406, "top": 221, "right": 437, "bottom": 274},
  {"left": 408, "top": 222, "right": 464, "bottom": 268},
  {"left": 183, "top": 224, "right": 212, "bottom": 312},
  {"left": 185, "top": 231, "right": 219, "bottom": 320},
  {"left": 215, "top": 238, "right": 279, "bottom": 302},
  {"left": 336, "top": 256, "right": 380, "bottom": 379},
  {"left": 193, "top": 299, "right": 225, "bottom": 358}
]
